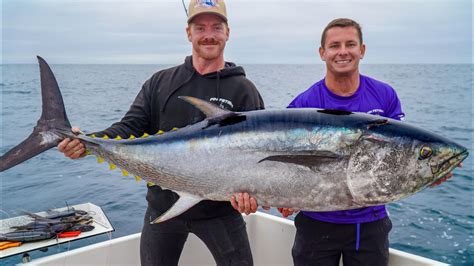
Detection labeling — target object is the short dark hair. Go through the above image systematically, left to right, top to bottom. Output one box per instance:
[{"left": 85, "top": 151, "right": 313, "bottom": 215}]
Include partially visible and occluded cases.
[{"left": 321, "top": 18, "right": 363, "bottom": 48}]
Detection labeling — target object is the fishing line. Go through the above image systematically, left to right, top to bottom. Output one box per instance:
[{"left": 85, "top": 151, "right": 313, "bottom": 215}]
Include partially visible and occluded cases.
[
  {"left": 181, "top": 0, "right": 189, "bottom": 18},
  {"left": 0, "top": 209, "right": 11, "bottom": 218},
  {"left": 93, "top": 217, "right": 110, "bottom": 229},
  {"left": 105, "top": 231, "right": 113, "bottom": 266}
]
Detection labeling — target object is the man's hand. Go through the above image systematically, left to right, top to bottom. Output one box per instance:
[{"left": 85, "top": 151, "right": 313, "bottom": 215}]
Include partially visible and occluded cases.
[
  {"left": 57, "top": 127, "right": 86, "bottom": 159},
  {"left": 430, "top": 163, "right": 462, "bottom": 188},
  {"left": 230, "top": 192, "right": 270, "bottom": 215},
  {"left": 277, "top": 208, "right": 299, "bottom": 218}
]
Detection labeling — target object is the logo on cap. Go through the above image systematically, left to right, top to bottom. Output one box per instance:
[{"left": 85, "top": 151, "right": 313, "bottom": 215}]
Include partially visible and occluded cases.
[{"left": 197, "top": 0, "right": 219, "bottom": 8}]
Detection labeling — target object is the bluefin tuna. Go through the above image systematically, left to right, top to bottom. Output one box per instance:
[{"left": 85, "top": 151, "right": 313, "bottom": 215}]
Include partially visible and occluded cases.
[{"left": 0, "top": 57, "right": 469, "bottom": 223}]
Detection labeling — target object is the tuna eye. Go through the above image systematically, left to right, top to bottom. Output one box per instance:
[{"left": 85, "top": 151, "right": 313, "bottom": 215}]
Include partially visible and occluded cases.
[{"left": 419, "top": 146, "right": 433, "bottom": 160}]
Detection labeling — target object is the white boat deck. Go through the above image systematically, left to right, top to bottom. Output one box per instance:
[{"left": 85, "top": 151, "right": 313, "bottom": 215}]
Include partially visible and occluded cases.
[{"left": 19, "top": 212, "right": 447, "bottom": 266}]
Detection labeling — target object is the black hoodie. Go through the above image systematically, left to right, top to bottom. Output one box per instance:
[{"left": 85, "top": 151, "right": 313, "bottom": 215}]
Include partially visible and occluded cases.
[{"left": 96, "top": 56, "right": 264, "bottom": 220}]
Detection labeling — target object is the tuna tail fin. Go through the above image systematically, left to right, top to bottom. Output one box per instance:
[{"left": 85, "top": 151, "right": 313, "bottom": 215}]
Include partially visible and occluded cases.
[{"left": 0, "top": 56, "right": 72, "bottom": 172}]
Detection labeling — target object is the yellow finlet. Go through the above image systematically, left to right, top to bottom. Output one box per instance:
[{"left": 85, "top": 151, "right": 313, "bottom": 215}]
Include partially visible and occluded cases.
[
  {"left": 171, "top": 127, "right": 178, "bottom": 131},
  {"left": 156, "top": 130, "right": 164, "bottom": 135},
  {"left": 141, "top": 133, "right": 150, "bottom": 138},
  {"left": 90, "top": 134, "right": 97, "bottom": 138},
  {"left": 102, "top": 135, "right": 110, "bottom": 140},
  {"left": 129, "top": 135, "right": 136, "bottom": 139},
  {"left": 114, "top": 136, "right": 122, "bottom": 140},
  {"left": 85, "top": 150, "right": 92, "bottom": 156},
  {"left": 97, "top": 157, "right": 105, "bottom": 163},
  {"left": 109, "top": 163, "right": 117, "bottom": 170},
  {"left": 121, "top": 169, "right": 129, "bottom": 176},
  {"left": 135, "top": 176, "right": 142, "bottom": 182},
  {"left": 146, "top": 182, "right": 156, "bottom": 187}
]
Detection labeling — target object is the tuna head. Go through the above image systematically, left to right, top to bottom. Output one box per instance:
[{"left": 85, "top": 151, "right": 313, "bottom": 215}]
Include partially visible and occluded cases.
[{"left": 346, "top": 119, "right": 469, "bottom": 206}]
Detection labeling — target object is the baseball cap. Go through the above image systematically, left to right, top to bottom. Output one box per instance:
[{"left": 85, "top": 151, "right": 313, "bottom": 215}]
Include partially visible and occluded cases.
[{"left": 187, "top": 0, "right": 227, "bottom": 24}]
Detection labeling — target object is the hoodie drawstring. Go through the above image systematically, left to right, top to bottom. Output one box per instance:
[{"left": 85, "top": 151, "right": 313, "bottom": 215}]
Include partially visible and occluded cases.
[
  {"left": 216, "top": 70, "right": 221, "bottom": 101},
  {"left": 356, "top": 223, "right": 360, "bottom": 251}
]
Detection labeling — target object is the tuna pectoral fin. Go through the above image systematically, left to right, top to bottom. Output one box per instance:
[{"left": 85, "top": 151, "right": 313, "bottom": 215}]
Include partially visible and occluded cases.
[
  {"left": 258, "top": 151, "right": 341, "bottom": 168},
  {"left": 151, "top": 191, "right": 203, "bottom": 224}
]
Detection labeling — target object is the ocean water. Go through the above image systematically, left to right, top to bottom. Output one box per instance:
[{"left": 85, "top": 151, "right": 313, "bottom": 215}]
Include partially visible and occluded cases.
[{"left": 0, "top": 63, "right": 472, "bottom": 265}]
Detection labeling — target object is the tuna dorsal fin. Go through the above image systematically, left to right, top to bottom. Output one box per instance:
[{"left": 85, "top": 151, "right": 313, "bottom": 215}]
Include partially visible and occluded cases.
[
  {"left": 178, "top": 96, "right": 233, "bottom": 119},
  {"left": 258, "top": 151, "right": 342, "bottom": 168},
  {"left": 150, "top": 191, "right": 203, "bottom": 224}
]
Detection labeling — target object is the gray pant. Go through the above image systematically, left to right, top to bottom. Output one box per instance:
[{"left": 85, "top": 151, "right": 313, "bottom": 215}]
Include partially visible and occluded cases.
[{"left": 140, "top": 207, "right": 253, "bottom": 266}]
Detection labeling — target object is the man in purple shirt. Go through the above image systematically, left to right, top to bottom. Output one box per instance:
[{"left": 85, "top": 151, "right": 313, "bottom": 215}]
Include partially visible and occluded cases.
[
  {"left": 232, "top": 18, "right": 457, "bottom": 265},
  {"left": 281, "top": 18, "right": 402, "bottom": 265}
]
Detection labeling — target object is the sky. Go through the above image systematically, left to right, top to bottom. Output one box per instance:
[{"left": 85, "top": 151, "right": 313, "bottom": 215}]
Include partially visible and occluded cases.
[{"left": 1, "top": 0, "right": 473, "bottom": 64}]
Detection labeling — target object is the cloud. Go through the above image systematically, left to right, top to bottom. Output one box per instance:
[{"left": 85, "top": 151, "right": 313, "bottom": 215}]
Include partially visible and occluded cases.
[{"left": 2, "top": 0, "right": 472, "bottom": 64}]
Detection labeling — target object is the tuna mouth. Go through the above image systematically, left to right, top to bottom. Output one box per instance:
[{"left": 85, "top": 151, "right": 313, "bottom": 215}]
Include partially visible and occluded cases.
[{"left": 432, "top": 150, "right": 469, "bottom": 179}]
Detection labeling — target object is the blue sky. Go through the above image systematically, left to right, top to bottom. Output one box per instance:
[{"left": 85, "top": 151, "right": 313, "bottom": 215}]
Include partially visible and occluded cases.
[{"left": 2, "top": 0, "right": 472, "bottom": 64}]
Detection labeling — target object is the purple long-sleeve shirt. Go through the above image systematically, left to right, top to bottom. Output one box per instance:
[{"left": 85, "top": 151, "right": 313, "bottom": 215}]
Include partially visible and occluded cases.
[{"left": 288, "top": 74, "right": 405, "bottom": 224}]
